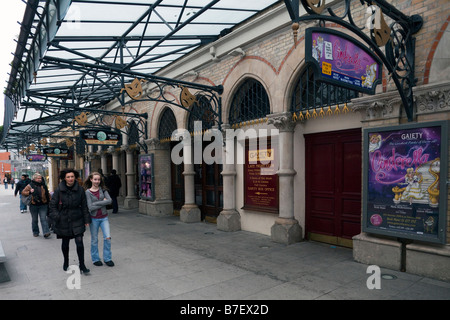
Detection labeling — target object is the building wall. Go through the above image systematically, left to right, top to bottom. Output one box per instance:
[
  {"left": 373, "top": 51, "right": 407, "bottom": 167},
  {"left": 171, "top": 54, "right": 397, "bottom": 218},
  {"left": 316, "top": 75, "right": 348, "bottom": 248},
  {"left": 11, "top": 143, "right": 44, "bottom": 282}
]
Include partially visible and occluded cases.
[{"left": 122, "top": 0, "right": 450, "bottom": 278}]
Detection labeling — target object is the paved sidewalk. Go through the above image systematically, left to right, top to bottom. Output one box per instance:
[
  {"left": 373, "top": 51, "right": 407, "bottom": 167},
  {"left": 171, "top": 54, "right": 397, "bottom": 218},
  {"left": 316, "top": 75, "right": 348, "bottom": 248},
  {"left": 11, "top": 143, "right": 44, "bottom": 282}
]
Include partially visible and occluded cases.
[{"left": 0, "top": 186, "right": 449, "bottom": 301}]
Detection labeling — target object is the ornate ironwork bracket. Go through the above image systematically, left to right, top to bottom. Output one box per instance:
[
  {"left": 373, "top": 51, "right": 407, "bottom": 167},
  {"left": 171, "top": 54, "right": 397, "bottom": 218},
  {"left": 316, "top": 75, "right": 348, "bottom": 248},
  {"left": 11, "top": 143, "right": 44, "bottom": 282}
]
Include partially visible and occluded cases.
[{"left": 284, "top": 0, "right": 423, "bottom": 122}]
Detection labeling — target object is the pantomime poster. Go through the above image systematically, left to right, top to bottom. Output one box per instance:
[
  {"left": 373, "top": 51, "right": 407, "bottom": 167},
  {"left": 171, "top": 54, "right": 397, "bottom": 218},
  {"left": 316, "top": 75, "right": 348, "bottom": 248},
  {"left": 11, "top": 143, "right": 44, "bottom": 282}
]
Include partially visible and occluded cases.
[{"left": 363, "top": 122, "right": 448, "bottom": 243}]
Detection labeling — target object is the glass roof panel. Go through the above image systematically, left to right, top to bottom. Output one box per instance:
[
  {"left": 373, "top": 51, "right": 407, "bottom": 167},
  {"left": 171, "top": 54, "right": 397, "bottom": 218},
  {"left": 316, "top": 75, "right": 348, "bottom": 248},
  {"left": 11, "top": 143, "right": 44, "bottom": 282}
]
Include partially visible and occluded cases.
[{"left": 3, "top": 0, "right": 281, "bottom": 150}]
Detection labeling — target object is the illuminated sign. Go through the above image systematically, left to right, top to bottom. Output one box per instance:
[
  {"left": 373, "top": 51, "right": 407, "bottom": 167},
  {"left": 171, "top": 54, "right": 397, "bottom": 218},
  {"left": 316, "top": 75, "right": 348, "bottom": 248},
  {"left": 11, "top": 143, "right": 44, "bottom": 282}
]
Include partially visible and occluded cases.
[{"left": 306, "top": 28, "right": 382, "bottom": 94}]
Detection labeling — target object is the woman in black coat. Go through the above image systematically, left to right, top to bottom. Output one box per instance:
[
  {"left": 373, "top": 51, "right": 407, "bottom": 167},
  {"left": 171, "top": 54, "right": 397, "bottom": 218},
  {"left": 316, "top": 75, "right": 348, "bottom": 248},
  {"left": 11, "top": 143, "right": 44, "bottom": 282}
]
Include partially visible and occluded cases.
[{"left": 49, "top": 169, "right": 91, "bottom": 273}]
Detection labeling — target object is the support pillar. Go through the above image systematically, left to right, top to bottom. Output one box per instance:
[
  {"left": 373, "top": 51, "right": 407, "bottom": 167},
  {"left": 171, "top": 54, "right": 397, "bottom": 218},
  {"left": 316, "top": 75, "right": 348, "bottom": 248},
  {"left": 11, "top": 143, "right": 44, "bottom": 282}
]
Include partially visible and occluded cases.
[
  {"left": 268, "top": 113, "right": 302, "bottom": 244},
  {"left": 217, "top": 124, "right": 240, "bottom": 231},
  {"left": 180, "top": 140, "right": 201, "bottom": 223},
  {"left": 122, "top": 145, "right": 138, "bottom": 209},
  {"left": 100, "top": 151, "right": 107, "bottom": 175}
]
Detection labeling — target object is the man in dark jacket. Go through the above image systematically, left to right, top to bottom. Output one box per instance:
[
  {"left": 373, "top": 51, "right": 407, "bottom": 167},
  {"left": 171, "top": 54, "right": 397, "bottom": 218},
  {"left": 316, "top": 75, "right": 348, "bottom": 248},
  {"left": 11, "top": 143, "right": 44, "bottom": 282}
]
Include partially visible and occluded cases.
[
  {"left": 106, "top": 169, "right": 122, "bottom": 213},
  {"left": 14, "top": 174, "right": 31, "bottom": 213}
]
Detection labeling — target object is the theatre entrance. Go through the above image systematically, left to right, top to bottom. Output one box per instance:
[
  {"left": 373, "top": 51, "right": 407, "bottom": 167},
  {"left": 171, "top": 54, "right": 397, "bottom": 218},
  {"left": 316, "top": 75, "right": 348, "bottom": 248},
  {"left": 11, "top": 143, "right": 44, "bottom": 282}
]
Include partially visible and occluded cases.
[
  {"left": 304, "top": 128, "right": 362, "bottom": 248},
  {"left": 194, "top": 144, "right": 223, "bottom": 223}
]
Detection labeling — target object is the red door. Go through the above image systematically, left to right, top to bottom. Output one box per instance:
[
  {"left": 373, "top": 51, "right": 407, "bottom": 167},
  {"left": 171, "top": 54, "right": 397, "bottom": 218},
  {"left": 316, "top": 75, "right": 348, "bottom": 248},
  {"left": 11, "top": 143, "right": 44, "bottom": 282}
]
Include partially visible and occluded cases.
[{"left": 305, "top": 129, "right": 361, "bottom": 247}]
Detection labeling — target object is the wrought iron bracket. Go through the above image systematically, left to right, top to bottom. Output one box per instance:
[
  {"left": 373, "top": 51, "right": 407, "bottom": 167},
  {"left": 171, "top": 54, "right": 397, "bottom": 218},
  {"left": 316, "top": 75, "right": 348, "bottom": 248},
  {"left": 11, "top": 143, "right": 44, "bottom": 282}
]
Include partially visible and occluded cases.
[{"left": 284, "top": 0, "right": 423, "bottom": 122}]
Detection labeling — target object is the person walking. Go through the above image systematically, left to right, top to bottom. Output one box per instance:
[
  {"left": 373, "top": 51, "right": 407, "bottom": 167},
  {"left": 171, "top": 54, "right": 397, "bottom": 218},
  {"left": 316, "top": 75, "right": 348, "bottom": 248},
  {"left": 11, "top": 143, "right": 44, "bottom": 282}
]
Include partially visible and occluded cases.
[
  {"left": 49, "top": 169, "right": 91, "bottom": 274},
  {"left": 106, "top": 169, "right": 121, "bottom": 214},
  {"left": 84, "top": 172, "right": 114, "bottom": 267},
  {"left": 21, "top": 173, "right": 51, "bottom": 238},
  {"left": 15, "top": 174, "right": 31, "bottom": 213},
  {"left": 3, "top": 177, "right": 8, "bottom": 189}
]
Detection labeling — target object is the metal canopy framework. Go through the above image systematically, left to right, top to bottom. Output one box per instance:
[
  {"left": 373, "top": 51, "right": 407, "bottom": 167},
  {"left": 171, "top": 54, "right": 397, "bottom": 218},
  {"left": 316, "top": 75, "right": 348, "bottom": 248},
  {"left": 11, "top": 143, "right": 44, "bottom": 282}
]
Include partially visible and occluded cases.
[{"left": 2, "top": 0, "right": 279, "bottom": 152}]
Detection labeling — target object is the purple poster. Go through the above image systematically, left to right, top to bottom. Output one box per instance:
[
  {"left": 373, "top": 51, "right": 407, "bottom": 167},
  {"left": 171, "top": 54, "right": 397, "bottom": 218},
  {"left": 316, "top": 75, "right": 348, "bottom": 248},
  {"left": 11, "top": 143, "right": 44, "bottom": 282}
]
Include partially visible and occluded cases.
[
  {"left": 308, "top": 29, "right": 381, "bottom": 93},
  {"left": 366, "top": 126, "right": 442, "bottom": 239}
]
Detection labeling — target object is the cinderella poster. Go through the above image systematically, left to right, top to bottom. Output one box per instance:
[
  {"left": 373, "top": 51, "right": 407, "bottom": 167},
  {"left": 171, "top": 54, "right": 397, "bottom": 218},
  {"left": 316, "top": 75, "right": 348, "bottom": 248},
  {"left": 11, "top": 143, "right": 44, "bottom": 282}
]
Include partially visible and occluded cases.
[{"left": 365, "top": 124, "right": 444, "bottom": 242}]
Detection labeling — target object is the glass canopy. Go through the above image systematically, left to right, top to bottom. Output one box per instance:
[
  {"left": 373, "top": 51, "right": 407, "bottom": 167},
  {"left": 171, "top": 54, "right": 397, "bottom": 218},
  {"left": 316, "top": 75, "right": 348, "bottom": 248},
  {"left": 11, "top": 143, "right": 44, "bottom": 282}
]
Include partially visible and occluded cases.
[{"left": 2, "top": 0, "right": 280, "bottom": 151}]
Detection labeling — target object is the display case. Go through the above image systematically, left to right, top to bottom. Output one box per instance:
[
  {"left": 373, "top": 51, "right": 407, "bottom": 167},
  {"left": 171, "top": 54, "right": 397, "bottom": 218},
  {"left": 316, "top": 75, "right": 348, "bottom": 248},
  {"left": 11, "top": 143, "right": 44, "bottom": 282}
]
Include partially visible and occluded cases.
[{"left": 139, "top": 154, "right": 155, "bottom": 201}]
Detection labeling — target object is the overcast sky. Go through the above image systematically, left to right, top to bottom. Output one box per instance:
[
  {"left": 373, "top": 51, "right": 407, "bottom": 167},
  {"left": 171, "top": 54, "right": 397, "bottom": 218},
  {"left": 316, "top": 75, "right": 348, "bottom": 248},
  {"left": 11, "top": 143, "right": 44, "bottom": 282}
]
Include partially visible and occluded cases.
[{"left": 0, "top": 1, "right": 26, "bottom": 125}]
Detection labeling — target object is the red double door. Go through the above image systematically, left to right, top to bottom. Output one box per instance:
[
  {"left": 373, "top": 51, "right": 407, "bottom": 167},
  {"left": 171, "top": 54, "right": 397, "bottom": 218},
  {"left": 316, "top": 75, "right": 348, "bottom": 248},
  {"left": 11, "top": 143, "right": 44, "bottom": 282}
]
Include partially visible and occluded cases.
[{"left": 305, "top": 129, "right": 362, "bottom": 248}]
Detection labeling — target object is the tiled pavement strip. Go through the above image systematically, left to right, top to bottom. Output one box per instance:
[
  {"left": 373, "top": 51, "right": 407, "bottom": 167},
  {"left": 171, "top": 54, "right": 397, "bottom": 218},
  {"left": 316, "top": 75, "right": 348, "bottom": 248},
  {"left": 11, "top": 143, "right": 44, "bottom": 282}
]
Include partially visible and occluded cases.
[{"left": 0, "top": 187, "right": 449, "bottom": 301}]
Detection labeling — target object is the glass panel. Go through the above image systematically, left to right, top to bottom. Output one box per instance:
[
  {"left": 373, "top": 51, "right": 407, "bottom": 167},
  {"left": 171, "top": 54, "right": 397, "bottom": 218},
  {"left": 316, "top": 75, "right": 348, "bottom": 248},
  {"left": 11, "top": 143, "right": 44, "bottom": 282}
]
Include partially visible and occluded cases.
[
  {"left": 206, "top": 164, "right": 215, "bottom": 185},
  {"left": 195, "top": 189, "right": 202, "bottom": 206},
  {"left": 206, "top": 190, "right": 215, "bottom": 206}
]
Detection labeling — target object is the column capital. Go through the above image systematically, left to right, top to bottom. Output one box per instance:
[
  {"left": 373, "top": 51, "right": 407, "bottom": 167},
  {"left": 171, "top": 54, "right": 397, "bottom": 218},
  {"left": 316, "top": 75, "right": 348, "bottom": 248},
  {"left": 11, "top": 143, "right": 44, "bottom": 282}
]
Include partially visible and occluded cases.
[
  {"left": 267, "top": 112, "right": 296, "bottom": 132},
  {"left": 145, "top": 138, "right": 169, "bottom": 151}
]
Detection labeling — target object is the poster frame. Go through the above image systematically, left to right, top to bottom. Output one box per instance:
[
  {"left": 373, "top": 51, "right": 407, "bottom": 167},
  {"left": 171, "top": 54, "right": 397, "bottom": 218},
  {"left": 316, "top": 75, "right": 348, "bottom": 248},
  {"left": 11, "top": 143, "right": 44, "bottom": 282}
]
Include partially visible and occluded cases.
[
  {"left": 362, "top": 121, "right": 448, "bottom": 244},
  {"left": 242, "top": 137, "right": 279, "bottom": 214},
  {"left": 139, "top": 154, "right": 155, "bottom": 201}
]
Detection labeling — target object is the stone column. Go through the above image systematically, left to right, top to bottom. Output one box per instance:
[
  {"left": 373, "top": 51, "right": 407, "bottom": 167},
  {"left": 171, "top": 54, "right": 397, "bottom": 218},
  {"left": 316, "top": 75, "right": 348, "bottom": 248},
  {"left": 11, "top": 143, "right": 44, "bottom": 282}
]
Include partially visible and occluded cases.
[
  {"left": 267, "top": 112, "right": 302, "bottom": 244},
  {"left": 217, "top": 124, "right": 241, "bottom": 231},
  {"left": 139, "top": 138, "right": 174, "bottom": 216},
  {"left": 180, "top": 139, "right": 201, "bottom": 223},
  {"left": 122, "top": 145, "right": 138, "bottom": 209},
  {"left": 111, "top": 148, "right": 120, "bottom": 171},
  {"left": 100, "top": 151, "right": 108, "bottom": 175}
]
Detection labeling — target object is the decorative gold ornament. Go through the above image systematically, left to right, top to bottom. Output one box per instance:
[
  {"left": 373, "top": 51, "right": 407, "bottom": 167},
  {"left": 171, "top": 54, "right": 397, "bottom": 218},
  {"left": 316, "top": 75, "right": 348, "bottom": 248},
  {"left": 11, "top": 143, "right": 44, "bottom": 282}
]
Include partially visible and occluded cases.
[
  {"left": 305, "top": 0, "right": 325, "bottom": 14},
  {"left": 120, "top": 78, "right": 147, "bottom": 100},
  {"left": 180, "top": 86, "right": 197, "bottom": 109},
  {"left": 342, "top": 103, "right": 349, "bottom": 113},
  {"left": 319, "top": 107, "right": 325, "bottom": 118},
  {"left": 74, "top": 112, "right": 89, "bottom": 126},
  {"left": 115, "top": 115, "right": 128, "bottom": 129},
  {"left": 65, "top": 139, "right": 74, "bottom": 148}
]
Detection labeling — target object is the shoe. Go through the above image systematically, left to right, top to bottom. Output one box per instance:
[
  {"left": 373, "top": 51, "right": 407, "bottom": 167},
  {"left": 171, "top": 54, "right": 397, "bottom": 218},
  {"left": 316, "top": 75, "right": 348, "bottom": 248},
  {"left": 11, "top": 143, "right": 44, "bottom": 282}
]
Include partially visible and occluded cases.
[
  {"left": 20, "top": 210, "right": 23, "bottom": 213},
  {"left": 112, "top": 211, "right": 118, "bottom": 214},
  {"left": 44, "top": 233, "right": 51, "bottom": 238},
  {"left": 33, "top": 234, "right": 39, "bottom": 237},
  {"left": 105, "top": 260, "right": 115, "bottom": 267},
  {"left": 93, "top": 261, "right": 103, "bottom": 266},
  {"left": 63, "top": 262, "right": 69, "bottom": 271},
  {"left": 79, "top": 265, "right": 90, "bottom": 274}
]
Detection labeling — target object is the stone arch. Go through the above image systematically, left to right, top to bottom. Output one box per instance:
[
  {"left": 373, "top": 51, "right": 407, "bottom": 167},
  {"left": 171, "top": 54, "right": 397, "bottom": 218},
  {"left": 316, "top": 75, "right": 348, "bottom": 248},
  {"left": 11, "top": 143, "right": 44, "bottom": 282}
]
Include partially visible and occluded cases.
[{"left": 425, "top": 16, "right": 450, "bottom": 84}]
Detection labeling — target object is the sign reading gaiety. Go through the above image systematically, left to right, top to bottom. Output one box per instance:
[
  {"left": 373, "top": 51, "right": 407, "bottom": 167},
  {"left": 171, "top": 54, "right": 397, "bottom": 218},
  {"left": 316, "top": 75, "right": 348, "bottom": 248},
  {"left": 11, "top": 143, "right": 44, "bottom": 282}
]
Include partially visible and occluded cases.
[
  {"left": 306, "top": 28, "right": 382, "bottom": 94},
  {"left": 363, "top": 121, "right": 448, "bottom": 244},
  {"left": 80, "top": 129, "right": 121, "bottom": 146}
]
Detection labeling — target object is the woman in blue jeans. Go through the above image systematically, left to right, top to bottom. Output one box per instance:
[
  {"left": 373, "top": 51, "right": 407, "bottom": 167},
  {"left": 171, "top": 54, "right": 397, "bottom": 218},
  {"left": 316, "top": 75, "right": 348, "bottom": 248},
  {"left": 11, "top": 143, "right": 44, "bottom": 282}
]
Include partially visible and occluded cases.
[{"left": 84, "top": 172, "right": 114, "bottom": 267}]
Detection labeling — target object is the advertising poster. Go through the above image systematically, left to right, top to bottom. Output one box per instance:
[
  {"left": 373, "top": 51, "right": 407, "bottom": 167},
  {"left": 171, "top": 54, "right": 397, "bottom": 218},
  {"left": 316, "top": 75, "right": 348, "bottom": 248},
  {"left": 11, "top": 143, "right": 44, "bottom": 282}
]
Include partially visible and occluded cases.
[
  {"left": 306, "top": 28, "right": 382, "bottom": 94},
  {"left": 363, "top": 122, "right": 448, "bottom": 243},
  {"left": 139, "top": 154, "right": 155, "bottom": 201}
]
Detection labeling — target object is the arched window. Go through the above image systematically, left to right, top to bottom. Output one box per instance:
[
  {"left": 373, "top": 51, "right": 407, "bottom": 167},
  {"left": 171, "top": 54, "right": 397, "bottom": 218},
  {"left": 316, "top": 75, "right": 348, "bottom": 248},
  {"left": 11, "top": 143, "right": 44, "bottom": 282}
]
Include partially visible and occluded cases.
[
  {"left": 291, "top": 64, "right": 358, "bottom": 113},
  {"left": 229, "top": 79, "right": 270, "bottom": 125},
  {"left": 188, "top": 95, "right": 216, "bottom": 132},
  {"left": 158, "top": 108, "right": 177, "bottom": 142}
]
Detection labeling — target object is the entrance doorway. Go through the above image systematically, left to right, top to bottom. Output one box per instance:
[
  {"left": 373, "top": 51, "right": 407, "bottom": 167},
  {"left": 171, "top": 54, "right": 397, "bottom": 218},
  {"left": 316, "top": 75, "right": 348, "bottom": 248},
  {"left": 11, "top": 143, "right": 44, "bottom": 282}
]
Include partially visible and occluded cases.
[
  {"left": 305, "top": 128, "right": 362, "bottom": 247},
  {"left": 194, "top": 145, "right": 223, "bottom": 223}
]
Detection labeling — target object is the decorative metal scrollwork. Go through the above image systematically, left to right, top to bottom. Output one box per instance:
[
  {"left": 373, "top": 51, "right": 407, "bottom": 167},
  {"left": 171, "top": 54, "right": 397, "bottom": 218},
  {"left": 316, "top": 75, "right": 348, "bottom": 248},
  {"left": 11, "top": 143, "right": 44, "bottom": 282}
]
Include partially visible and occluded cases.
[{"left": 283, "top": 0, "right": 423, "bottom": 122}]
